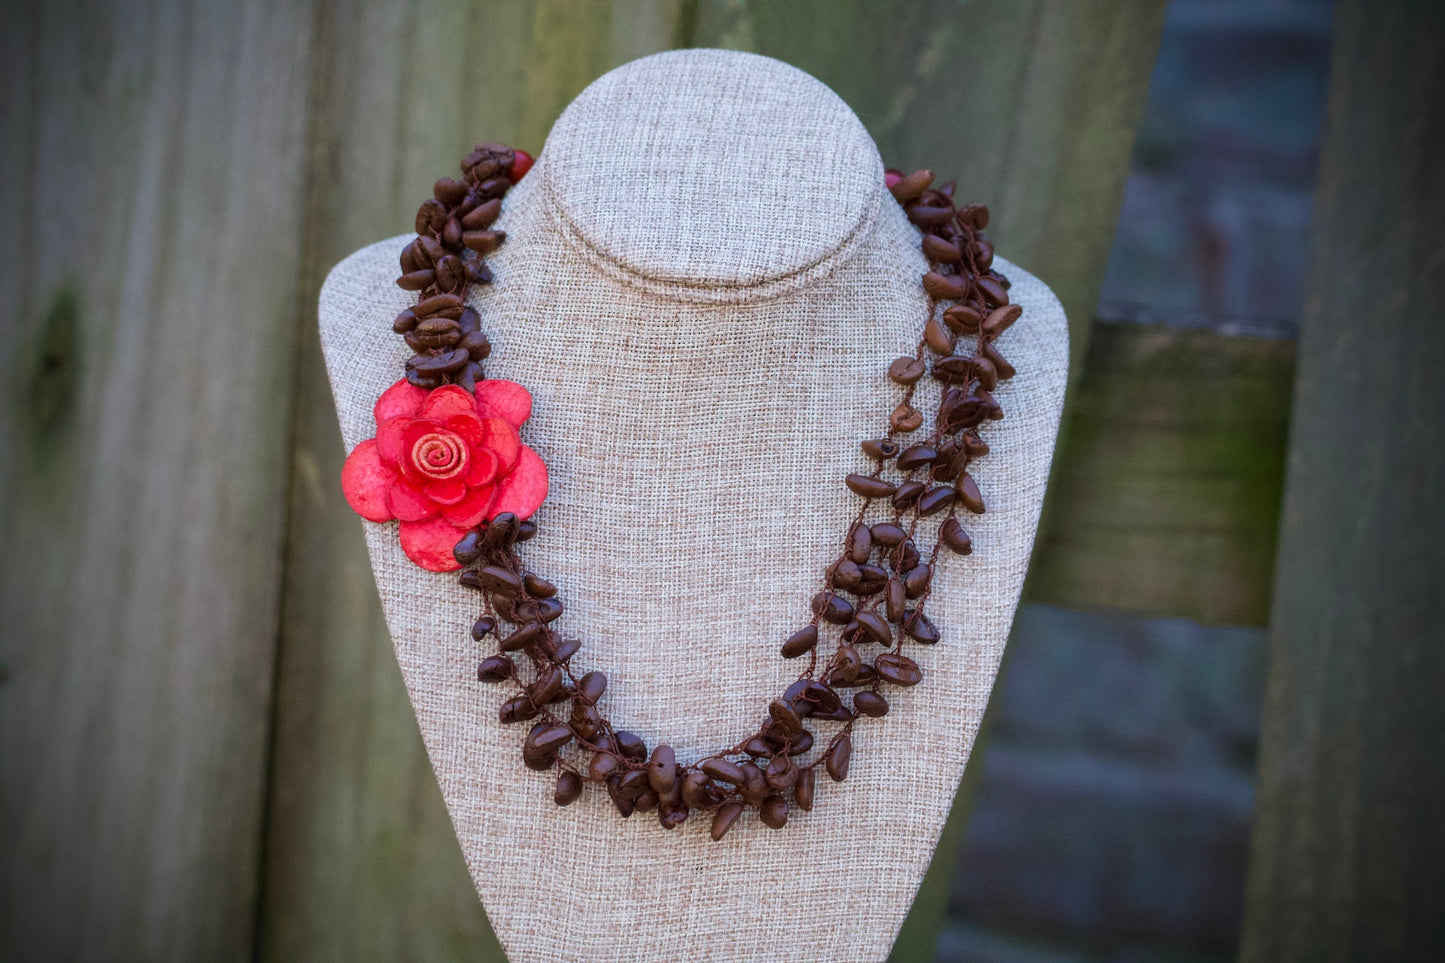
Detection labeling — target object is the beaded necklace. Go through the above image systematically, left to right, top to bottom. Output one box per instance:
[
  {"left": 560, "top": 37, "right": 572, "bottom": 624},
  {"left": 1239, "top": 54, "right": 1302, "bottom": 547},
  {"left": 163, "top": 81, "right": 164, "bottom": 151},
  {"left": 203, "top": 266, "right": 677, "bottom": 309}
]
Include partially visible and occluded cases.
[{"left": 340, "top": 143, "right": 1023, "bottom": 839}]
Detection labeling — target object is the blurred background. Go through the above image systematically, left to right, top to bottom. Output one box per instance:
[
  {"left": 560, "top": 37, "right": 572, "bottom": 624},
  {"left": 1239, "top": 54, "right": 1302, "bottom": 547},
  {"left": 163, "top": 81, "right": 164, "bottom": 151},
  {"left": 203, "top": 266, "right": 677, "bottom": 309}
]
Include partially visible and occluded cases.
[{"left": 1, "top": 1, "right": 1440, "bottom": 961}]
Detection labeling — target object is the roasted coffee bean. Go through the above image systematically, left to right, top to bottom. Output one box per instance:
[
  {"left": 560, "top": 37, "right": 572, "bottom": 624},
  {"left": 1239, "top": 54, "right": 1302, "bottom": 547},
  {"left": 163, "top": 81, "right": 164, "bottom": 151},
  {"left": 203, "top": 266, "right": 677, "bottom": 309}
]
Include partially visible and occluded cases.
[
  {"left": 890, "top": 168, "right": 933, "bottom": 203},
  {"left": 477, "top": 175, "right": 511, "bottom": 198},
  {"left": 433, "top": 176, "right": 468, "bottom": 205},
  {"left": 461, "top": 197, "right": 501, "bottom": 230},
  {"left": 415, "top": 198, "right": 446, "bottom": 235},
  {"left": 957, "top": 203, "right": 990, "bottom": 230},
  {"left": 909, "top": 206, "right": 956, "bottom": 229},
  {"left": 442, "top": 216, "right": 463, "bottom": 249},
  {"left": 463, "top": 229, "right": 503, "bottom": 254},
  {"left": 416, "top": 235, "right": 446, "bottom": 265},
  {"left": 922, "top": 235, "right": 963, "bottom": 264},
  {"left": 972, "top": 237, "right": 995, "bottom": 270},
  {"left": 400, "top": 241, "right": 421, "bottom": 274},
  {"left": 435, "top": 255, "right": 464, "bottom": 292},
  {"left": 464, "top": 257, "right": 493, "bottom": 285},
  {"left": 397, "top": 269, "right": 435, "bottom": 291},
  {"left": 922, "top": 270, "right": 970, "bottom": 300},
  {"left": 976, "top": 275, "right": 1008, "bottom": 308},
  {"left": 414, "top": 293, "right": 463, "bottom": 318},
  {"left": 983, "top": 303, "right": 1022, "bottom": 338},
  {"left": 943, "top": 304, "right": 983, "bottom": 334},
  {"left": 393, "top": 308, "right": 419, "bottom": 333},
  {"left": 413, "top": 315, "right": 462, "bottom": 345},
  {"left": 924, "top": 316, "right": 957, "bottom": 354},
  {"left": 459, "top": 330, "right": 490, "bottom": 362},
  {"left": 982, "top": 340, "right": 1016, "bottom": 380},
  {"left": 410, "top": 347, "right": 470, "bottom": 376},
  {"left": 931, "top": 354, "right": 979, "bottom": 385},
  {"left": 888, "top": 356, "right": 926, "bottom": 385},
  {"left": 972, "top": 356, "right": 999, "bottom": 391},
  {"left": 453, "top": 365, "right": 478, "bottom": 393},
  {"left": 979, "top": 387, "right": 1004, "bottom": 420},
  {"left": 939, "top": 391, "right": 990, "bottom": 433},
  {"left": 890, "top": 402, "right": 924, "bottom": 433},
  {"left": 961, "top": 430, "right": 988, "bottom": 460},
  {"left": 861, "top": 438, "right": 901, "bottom": 461},
  {"left": 897, "top": 444, "right": 938, "bottom": 471},
  {"left": 956, "top": 473, "right": 986, "bottom": 514},
  {"left": 846, "top": 474, "right": 897, "bottom": 498},
  {"left": 892, "top": 479, "right": 925, "bottom": 509},
  {"left": 917, "top": 486, "right": 956, "bottom": 516},
  {"left": 483, "top": 513, "right": 519, "bottom": 549},
  {"left": 940, "top": 517, "right": 973, "bottom": 554},
  {"left": 516, "top": 519, "right": 538, "bottom": 541},
  {"left": 870, "top": 522, "right": 907, "bottom": 546},
  {"left": 848, "top": 524, "right": 874, "bottom": 563},
  {"left": 454, "top": 530, "right": 484, "bottom": 565},
  {"left": 832, "top": 558, "right": 863, "bottom": 590},
  {"left": 855, "top": 563, "right": 890, "bottom": 595},
  {"left": 904, "top": 563, "right": 932, "bottom": 599},
  {"left": 477, "top": 564, "right": 522, "bottom": 594},
  {"left": 517, "top": 574, "right": 556, "bottom": 600},
  {"left": 885, "top": 577, "right": 907, "bottom": 622},
  {"left": 487, "top": 590, "right": 516, "bottom": 619},
  {"left": 812, "top": 592, "right": 855, "bottom": 624},
  {"left": 531, "top": 597, "right": 564, "bottom": 623},
  {"left": 855, "top": 610, "right": 893, "bottom": 646},
  {"left": 902, "top": 610, "right": 941, "bottom": 645},
  {"left": 470, "top": 614, "right": 496, "bottom": 640},
  {"left": 500, "top": 622, "right": 545, "bottom": 652},
  {"left": 781, "top": 624, "right": 819, "bottom": 659},
  {"left": 551, "top": 636, "right": 581, "bottom": 662},
  {"left": 833, "top": 643, "right": 863, "bottom": 683},
  {"left": 875, "top": 651, "right": 924, "bottom": 686},
  {"left": 476, "top": 654, "right": 512, "bottom": 683},
  {"left": 529, "top": 665, "right": 564, "bottom": 703},
  {"left": 577, "top": 670, "right": 607, "bottom": 705},
  {"left": 855, "top": 690, "right": 890, "bottom": 718},
  {"left": 499, "top": 695, "right": 539, "bottom": 724},
  {"left": 769, "top": 699, "right": 803, "bottom": 734},
  {"left": 571, "top": 705, "right": 603, "bottom": 741},
  {"left": 525, "top": 721, "right": 573, "bottom": 756},
  {"left": 790, "top": 729, "right": 815, "bottom": 754},
  {"left": 614, "top": 730, "right": 648, "bottom": 762},
  {"left": 825, "top": 734, "right": 853, "bottom": 782},
  {"left": 742, "top": 736, "right": 773, "bottom": 758},
  {"left": 646, "top": 745, "right": 677, "bottom": 794},
  {"left": 523, "top": 746, "right": 558, "bottom": 772},
  {"left": 589, "top": 750, "right": 620, "bottom": 783},
  {"left": 765, "top": 753, "right": 799, "bottom": 790},
  {"left": 701, "top": 757, "right": 746, "bottom": 785},
  {"left": 739, "top": 762, "right": 769, "bottom": 805},
  {"left": 794, "top": 767, "right": 817, "bottom": 812},
  {"left": 555, "top": 770, "right": 583, "bottom": 806},
  {"left": 615, "top": 770, "right": 650, "bottom": 800},
  {"left": 681, "top": 770, "right": 716, "bottom": 807},
  {"left": 605, "top": 775, "right": 636, "bottom": 818},
  {"left": 633, "top": 790, "right": 659, "bottom": 813},
  {"left": 758, "top": 793, "right": 789, "bottom": 829},
  {"left": 658, "top": 800, "right": 688, "bottom": 829},
  {"left": 711, "top": 801, "right": 744, "bottom": 841}
]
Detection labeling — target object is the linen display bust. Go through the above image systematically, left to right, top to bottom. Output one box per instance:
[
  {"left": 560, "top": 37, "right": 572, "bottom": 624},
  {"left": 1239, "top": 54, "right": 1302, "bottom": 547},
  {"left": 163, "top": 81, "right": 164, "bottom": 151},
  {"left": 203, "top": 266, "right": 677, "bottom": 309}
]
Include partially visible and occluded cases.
[{"left": 321, "top": 48, "right": 1067, "bottom": 963}]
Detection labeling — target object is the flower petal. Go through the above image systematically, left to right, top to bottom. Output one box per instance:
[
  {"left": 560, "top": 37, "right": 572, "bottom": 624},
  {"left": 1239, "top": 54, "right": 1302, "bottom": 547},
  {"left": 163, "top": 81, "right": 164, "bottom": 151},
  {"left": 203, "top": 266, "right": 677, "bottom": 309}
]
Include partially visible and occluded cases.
[
  {"left": 374, "top": 378, "right": 427, "bottom": 426},
  {"left": 475, "top": 379, "right": 533, "bottom": 427},
  {"left": 420, "top": 384, "right": 477, "bottom": 423},
  {"left": 446, "top": 413, "right": 487, "bottom": 448},
  {"left": 376, "top": 416, "right": 416, "bottom": 468},
  {"left": 476, "top": 416, "right": 520, "bottom": 472},
  {"left": 340, "top": 439, "right": 396, "bottom": 522},
  {"left": 490, "top": 444, "right": 548, "bottom": 520},
  {"left": 466, "top": 447, "right": 501, "bottom": 487},
  {"left": 385, "top": 476, "right": 435, "bottom": 522},
  {"left": 426, "top": 478, "right": 468, "bottom": 505},
  {"left": 441, "top": 484, "right": 496, "bottom": 527},
  {"left": 399, "top": 517, "right": 467, "bottom": 572}
]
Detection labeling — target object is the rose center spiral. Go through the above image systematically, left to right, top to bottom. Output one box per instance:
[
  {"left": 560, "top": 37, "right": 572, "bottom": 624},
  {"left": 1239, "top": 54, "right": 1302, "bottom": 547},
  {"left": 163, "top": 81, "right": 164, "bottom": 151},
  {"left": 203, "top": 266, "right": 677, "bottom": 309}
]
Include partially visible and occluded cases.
[{"left": 410, "top": 430, "right": 469, "bottom": 481}]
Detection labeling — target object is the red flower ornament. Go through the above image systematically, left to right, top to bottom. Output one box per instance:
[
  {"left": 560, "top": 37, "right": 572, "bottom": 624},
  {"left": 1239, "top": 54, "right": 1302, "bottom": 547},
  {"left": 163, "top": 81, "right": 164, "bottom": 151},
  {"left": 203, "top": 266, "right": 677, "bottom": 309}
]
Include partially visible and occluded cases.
[{"left": 342, "top": 378, "right": 548, "bottom": 571}]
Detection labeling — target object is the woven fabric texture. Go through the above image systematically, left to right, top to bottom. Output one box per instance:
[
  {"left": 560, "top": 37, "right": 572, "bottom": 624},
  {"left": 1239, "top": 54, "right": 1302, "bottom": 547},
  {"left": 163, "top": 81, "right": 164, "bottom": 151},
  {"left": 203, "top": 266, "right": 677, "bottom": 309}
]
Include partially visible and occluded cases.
[{"left": 320, "top": 49, "right": 1068, "bottom": 963}]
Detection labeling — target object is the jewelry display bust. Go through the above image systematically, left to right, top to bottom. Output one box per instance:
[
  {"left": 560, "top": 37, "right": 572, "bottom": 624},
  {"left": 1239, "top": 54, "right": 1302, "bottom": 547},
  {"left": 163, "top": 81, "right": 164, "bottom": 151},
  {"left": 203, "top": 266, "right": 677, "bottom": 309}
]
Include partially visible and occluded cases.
[{"left": 321, "top": 48, "right": 1067, "bottom": 963}]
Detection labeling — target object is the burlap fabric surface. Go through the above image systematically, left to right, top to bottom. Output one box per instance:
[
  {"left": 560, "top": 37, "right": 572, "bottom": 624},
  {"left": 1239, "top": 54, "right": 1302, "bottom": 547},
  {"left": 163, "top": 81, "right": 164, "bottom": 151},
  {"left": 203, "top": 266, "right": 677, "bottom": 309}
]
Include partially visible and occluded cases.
[{"left": 321, "top": 50, "right": 1068, "bottom": 963}]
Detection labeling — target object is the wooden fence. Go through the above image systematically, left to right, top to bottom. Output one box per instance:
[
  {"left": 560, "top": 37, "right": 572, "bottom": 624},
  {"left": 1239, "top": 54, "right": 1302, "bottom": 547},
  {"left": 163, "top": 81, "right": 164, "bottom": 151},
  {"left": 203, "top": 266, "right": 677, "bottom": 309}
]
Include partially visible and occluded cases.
[{"left": 1, "top": 1, "right": 1439, "bottom": 960}]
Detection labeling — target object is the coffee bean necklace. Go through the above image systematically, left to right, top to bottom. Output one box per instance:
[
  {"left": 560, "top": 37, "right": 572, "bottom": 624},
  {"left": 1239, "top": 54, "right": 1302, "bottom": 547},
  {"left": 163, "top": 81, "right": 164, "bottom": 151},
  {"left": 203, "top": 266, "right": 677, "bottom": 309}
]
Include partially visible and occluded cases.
[{"left": 346, "top": 142, "right": 1023, "bottom": 841}]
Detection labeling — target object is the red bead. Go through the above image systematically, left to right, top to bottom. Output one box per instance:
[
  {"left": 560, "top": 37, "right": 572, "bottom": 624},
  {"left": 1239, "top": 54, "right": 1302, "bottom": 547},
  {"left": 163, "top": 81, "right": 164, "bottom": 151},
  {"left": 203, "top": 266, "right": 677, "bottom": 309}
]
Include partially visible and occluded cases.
[
  {"left": 509, "top": 149, "right": 534, "bottom": 183},
  {"left": 884, "top": 168, "right": 903, "bottom": 189}
]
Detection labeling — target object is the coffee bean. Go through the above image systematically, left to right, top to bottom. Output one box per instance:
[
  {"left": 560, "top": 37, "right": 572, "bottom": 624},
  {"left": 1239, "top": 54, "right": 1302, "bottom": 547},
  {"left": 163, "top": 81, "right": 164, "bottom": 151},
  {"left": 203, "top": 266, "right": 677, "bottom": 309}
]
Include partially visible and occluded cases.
[
  {"left": 890, "top": 169, "right": 934, "bottom": 203},
  {"left": 434, "top": 177, "right": 468, "bottom": 205},
  {"left": 461, "top": 197, "right": 501, "bottom": 230},
  {"left": 415, "top": 199, "right": 446, "bottom": 235},
  {"left": 958, "top": 203, "right": 990, "bottom": 230},
  {"left": 910, "top": 206, "right": 956, "bottom": 229},
  {"left": 463, "top": 229, "right": 503, "bottom": 254},
  {"left": 922, "top": 235, "right": 963, "bottom": 264},
  {"left": 397, "top": 269, "right": 435, "bottom": 291},
  {"left": 922, "top": 271, "right": 970, "bottom": 300},
  {"left": 976, "top": 275, "right": 1008, "bottom": 308},
  {"left": 983, "top": 303, "right": 1022, "bottom": 338},
  {"left": 943, "top": 304, "right": 982, "bottom": 334},
  {"left": 393, "top": 308, "right": 419, "bottom": 334},
  {"left": 924, "top": 316, "right": 957, "bottom": 354},
  {"left": 982, "top": 340, "right": 1016, "bottom": 380},
  {"left": 409, "top": 347, "right": 470, "bottom": 376},
  {"left": 888, "top": 356, "right": 925, "bottom": 385},
  {"left": 973, "top": 356, "right": 999, "bottom": 391},
  {"left": 890, "top": 402, "right": 924, "bottom": 433},
  {"left": 861, "top": 438, "right": 901, "bottom": 461},
  {"left": 897, "top": 444, "right": 937, "bottom": 471},
  {"left": 956, "top": 473, "right": 986, "bottom": 514},
  {"left": 845, "top": 474, "right": 897, "bottom": 498},
  {"left": 917, "top": 486, "right": 956, "bottom": 516},
  {"left": 941, "top": 517, "right": 973, "bottom": 554},
  {"left": 516, "top": 519, "right": 538, "bottom": 541},
  {"left": 870, "top": 522, "right": 907, "bottom": 546},
  {"left": 849, "top": 524, "right": 874, "bottom": 563},
  {"left": 833, "top": 558, "right": 863, "bottom": 590},
  {"left": 855, "top": 563, "right": 890, "bottom": 595},
  {"left": 904, "top": 563, "right": 932, "bottom": 599},
  {"left": 476, "top": 565, "right": 522, "bottom": 594},
  {"left": 886, "top": 577, "right": 907, "bottom": 622},
  {"left": 812, "top": 592, "right": 855, "bottom": 624},
  {"left": 855, "top": 610, "right": 893, "bottom": 646},
  {"left": 903, "top": 610, "right": 940, "bottom": 644},
  {"left": 470, "top": 614, "right": 496, "bottom": 640},
  {"left": 500, "top": 622, "right": 544, "bottom": 652},
  {"left": 781, "top": 625, "right": 819, "bottom": 659},
  {"left": 551, "top": 636, "right": 581, "bottom": 662},
  {"left": 833, "top": 644, "right": 863, "bottom": 683},
  {"left": 875, "top": 651, "right": 924, "bottom": 686},
  {"left": 477, "top": 654, "right": 511, "bottom": 683},
  {"left": 529, "top": 664, "right": 564, "bottom": 703},
  {"left": 855, "top": 691, "right": 890, "bottom": 717},
  {"left": 499, "top": 695, "right": 539, "bottom": 724},
  {"left": 769, "top": 699, "right": 803, "bottom": 734},
  {"left": 525, "top": 721, "right": 573, "bottom": 756},
  {"left": 614, "top": 730, "right": 648, "bottom": 762},
  {"left": 825, "top": 734, "right": 853, "bottom": 782},
  {"left": 742, "top": 737, "right": 773, "bottom": 758},
  {"left": 648, "top": 744, "right": 677, "bottom": 794},
  {"left": 589, "top": 751, "right": 620, "bottom": 783},
  {"left": 765, "top": 753, "right": 799, "bottom": 790},
  {"left": 701, "top": 757, "right": 746, "bottom": 785},
  {"left": 794, "top": 767, "right": 817, "bottom": 811},
  {"left": 555, "top": 770, "right": 583, "bottom": 806},
  {"left": 605, "top": 775, "right": 636, "bottom": 818},
  {"left": 633, "top": 789, "right": 659, "bottom": 813},
  {"left": 759, "top": 793, "right": 789, "bottom": 829},
  {"left": 658, "top": 800, "right": 689, "bottom": 830},
  {"left": 711, "top": 801, "right": 744, "bottom": 841}
]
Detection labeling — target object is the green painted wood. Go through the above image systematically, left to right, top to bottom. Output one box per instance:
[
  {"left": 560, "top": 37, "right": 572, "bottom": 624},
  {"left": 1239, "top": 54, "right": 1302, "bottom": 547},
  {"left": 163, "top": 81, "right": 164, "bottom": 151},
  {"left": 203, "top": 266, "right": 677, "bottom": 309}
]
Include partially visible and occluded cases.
[
  {"left": 0, "top": 0, "right": 315, "bottom": 959},
  {"left": 695, "top": 0, "right": 1168, "bottom": 373},
  {"left": 1240, "top": 1, "right": 1445, "bottom": 959},
  {"left": 257, "top": 3, "right": 687, "bottom": 960},
  {"left": 1028, "top": 323, "right": 1295, "bottom": 627}
]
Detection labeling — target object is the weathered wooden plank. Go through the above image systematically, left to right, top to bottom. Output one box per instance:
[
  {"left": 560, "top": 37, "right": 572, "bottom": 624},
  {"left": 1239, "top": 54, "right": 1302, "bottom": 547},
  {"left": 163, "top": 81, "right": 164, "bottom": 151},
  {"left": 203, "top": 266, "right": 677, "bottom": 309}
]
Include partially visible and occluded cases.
[
  {"left": 0, "top": 0, "right": 314, "bottom": 959},
  {"left": 696, "top": 0, "right": 1168, "bottom": 371},
  {"left": 1241, "top": 1, "right": 1445, "bottom": 958},
  {"left": 258, "top": 3, "right": 686, "bottom": 960},
  {"left": 1028, "top": 323, "right": 1294, "bottom": 627}
]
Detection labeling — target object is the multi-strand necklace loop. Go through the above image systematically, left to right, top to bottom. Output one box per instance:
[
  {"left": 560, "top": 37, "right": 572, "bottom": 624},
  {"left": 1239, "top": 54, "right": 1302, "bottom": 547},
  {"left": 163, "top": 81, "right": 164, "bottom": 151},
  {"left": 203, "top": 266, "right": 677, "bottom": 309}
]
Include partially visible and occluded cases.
[{"left": 343, "top": 142, "right": 1024, "bottom": 839}]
